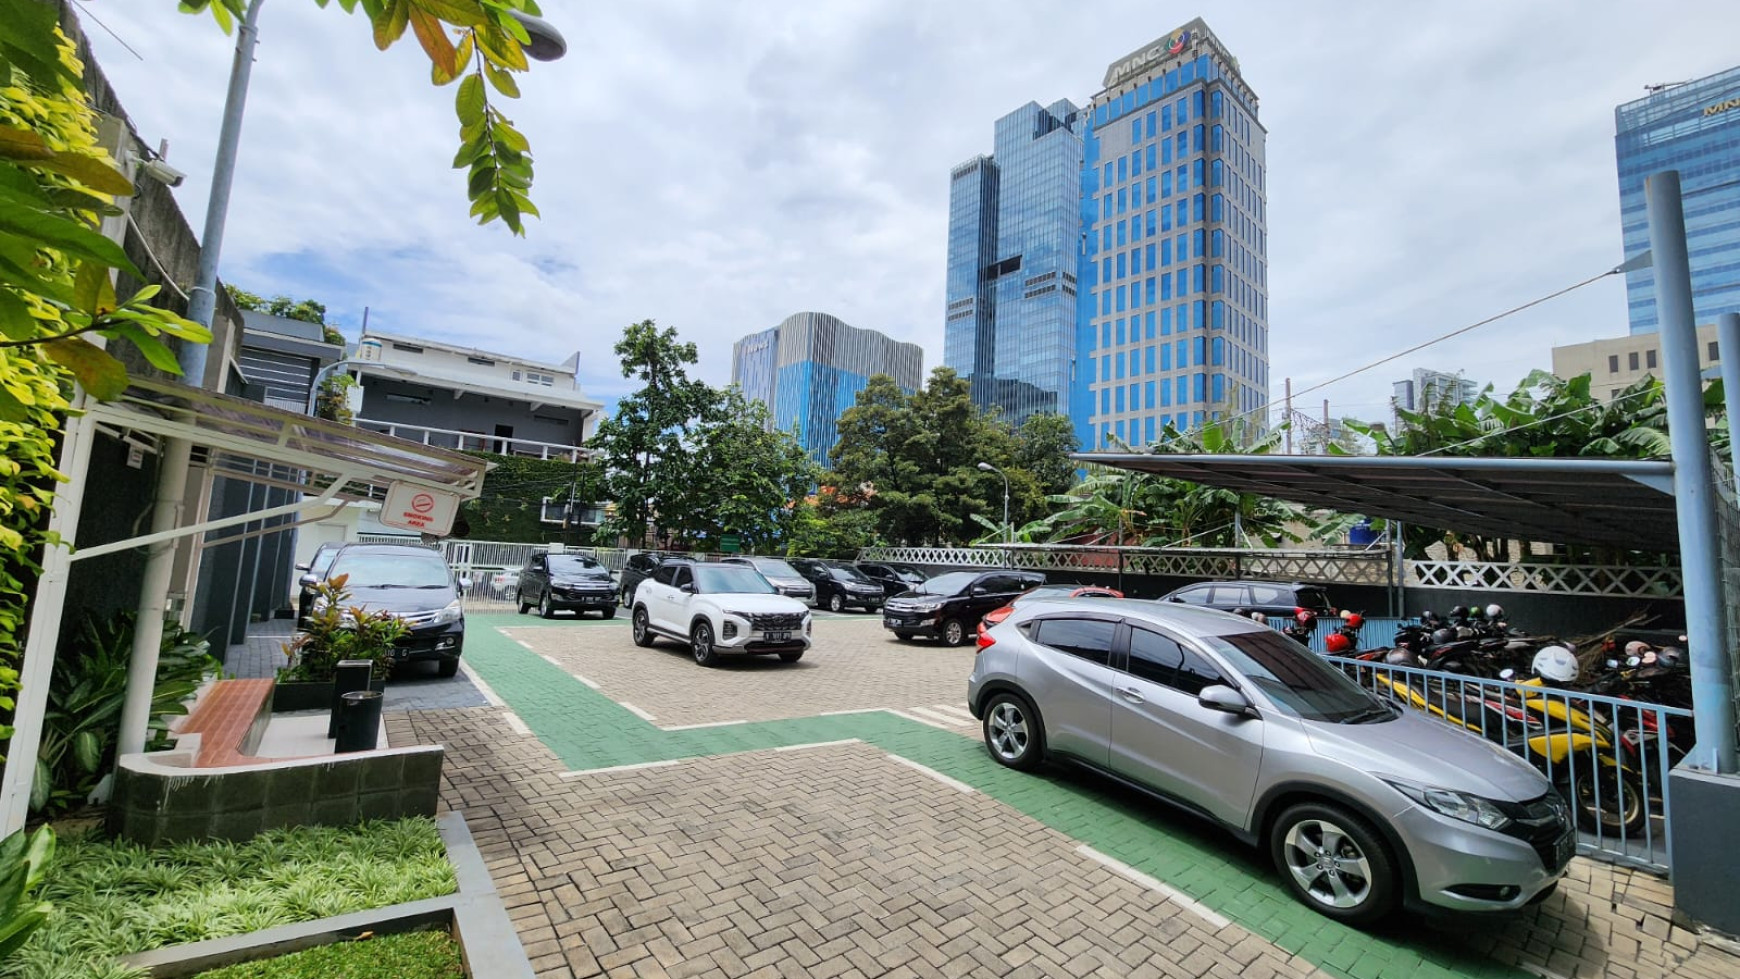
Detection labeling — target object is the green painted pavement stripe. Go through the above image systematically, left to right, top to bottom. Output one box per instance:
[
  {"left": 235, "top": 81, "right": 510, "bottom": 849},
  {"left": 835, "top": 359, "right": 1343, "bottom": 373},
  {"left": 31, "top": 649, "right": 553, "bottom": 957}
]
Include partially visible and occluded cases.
[{"left": 459, "top": 616, "right": 1527, "bottom": 979}]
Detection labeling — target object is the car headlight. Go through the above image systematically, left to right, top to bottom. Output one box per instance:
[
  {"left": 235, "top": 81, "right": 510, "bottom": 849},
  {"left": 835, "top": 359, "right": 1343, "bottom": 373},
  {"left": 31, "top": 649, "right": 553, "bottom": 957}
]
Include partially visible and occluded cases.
[
  {"left": 433, "top": 600, "right": 463, "bottom": 626},
  {"left": 906, "top": 600, "right": 943, "bottom": 613},
  {"left": 721, "top": 610, "right": 751, "bottom": 621},
  {"left": 1384, "top": 779, "right": 1511, "bottom": 831}
]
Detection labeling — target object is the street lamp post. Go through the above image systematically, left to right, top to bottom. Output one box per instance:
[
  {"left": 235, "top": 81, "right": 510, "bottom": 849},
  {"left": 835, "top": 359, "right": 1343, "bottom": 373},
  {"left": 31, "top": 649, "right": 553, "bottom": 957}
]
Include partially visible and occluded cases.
[{"left": 976, "top": 462, "right": 1010, "bottom": 546}]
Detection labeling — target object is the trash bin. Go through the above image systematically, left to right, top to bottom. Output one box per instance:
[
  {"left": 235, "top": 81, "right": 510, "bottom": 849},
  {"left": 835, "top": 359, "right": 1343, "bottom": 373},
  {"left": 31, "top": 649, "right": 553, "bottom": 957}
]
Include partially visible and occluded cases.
[
  {"left": 329, "top": 659, "right": 376, "bottom": 738},
  {"left": 334, "top": 690, "right": 384, "bottom": 753}
]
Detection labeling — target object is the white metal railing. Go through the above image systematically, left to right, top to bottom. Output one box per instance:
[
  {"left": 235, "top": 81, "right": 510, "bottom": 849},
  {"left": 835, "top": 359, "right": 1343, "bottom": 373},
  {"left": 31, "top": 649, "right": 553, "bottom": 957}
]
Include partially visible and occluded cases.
[
  {"left": 354, "top": 417, "right": 590, "bottom": 462},
  {"left": 856, "top": 544, "right": 1395, "bottom": 585},
  {"left": 1405, "top": 560, "right": 1683, "bottom": 598},
  {"left": 1332, "top": 657, "right": 1691, "bottom": 873}
]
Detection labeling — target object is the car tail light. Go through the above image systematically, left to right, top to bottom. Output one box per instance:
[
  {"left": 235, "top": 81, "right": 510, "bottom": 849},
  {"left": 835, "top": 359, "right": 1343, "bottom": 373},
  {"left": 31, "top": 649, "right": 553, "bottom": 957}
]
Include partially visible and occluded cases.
[{"left": 976, "top": 631, "right": 995, "bottom": 652}]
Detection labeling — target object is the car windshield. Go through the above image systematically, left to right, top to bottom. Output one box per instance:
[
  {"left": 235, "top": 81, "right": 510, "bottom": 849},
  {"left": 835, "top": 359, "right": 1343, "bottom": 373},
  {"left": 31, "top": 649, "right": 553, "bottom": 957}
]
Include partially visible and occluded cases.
[
  {"left": 310, "top": 546, "right": 340, "bottom": 575},
  {"left": 329, "top": 551, "right": 453, "bottom": 589},
  {"left": 548, "top": 555, "right": 603, "bottom": 575},
  {"left": 748, "top": 558, "right": 801, "bottom": 579},
  {"left": 694, "top": 566, "right": 775, "bottom": 594},
  {"left": 829, "top": 566, "right": 870, "bottom": 582},
  {"left": 914, "top": 572, "right": 976, "bottom": 597},
  {"left": 1015, "top": 586, "right": 1077, "bottom": 603},
  {"left": 1296, "top": 587, "right": 1330, "bottom": 609},
  {"left": 1201, "top": 629, "right": 1392, "bottom": 723}
]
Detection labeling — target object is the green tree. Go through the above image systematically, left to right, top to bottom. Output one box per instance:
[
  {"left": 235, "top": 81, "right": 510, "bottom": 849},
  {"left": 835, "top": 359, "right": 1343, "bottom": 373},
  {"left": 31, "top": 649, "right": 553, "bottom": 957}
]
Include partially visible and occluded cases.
[
  {"left": 225, "top": 286, "right": 345, "bottom": 344},
  {"left": 589, "top": 321, "right": 720, "bottom": 548},
  {"left": 659, "top": 388, "right": 816, "bottom": 551},
  {"left": 1015, "top": 412, "right": 1080, "bottom": 497}
]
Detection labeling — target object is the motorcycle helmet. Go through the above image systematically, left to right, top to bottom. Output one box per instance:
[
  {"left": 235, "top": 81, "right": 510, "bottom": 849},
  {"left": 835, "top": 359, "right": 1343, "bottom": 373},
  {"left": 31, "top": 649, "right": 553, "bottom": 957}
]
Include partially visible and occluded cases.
[
  {"left": 1485, "top": 603, "right": 1505, "bottom": 620},
  {"left": 1449, "top": 605, "right": 1468, "bottom": 619},
  {"left": 1231, "top": 607, "right": 1250, "bottom": 618},
  {"left": 1293, "top": 609, "right": 1317, "bottom": 627},
  {"left": 1249, "top": 611, "right": 1267, "bottom": 622},
  {"left": 1342, "top": 612, "right": 1365, "bottom": 630},
  {"left": 1431, "top": 628, "right": 1455, "bottom": 646},
  {"left": 1324, "top": 632, "right": 1353, "bottom": 654},
  {"left": 1624, "top": 640, "right": 1651, "bottom": 657},
  {"left": 1532, "top": 645, "right": 1579, "bottom": 684},
  {"left": 1657, "top": 646, "right": 1686, "bottom": 669},
  {"left": 1384, "top": 648, "right": 1419, "bottom": 666}
]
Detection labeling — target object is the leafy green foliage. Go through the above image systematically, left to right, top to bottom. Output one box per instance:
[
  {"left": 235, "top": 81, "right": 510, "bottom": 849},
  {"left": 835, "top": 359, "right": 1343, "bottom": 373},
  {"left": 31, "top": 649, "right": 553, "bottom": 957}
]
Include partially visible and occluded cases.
[
  {"left": 183, "top": 0, "right": 548, "bottom": 235},
  {"left": 223, "top": 287, "right": 342, "bottom": 343},
  {"left": 823, "top": 369, "right": 1054, "bottom": 546},
  {"left": 661, "top": 388, "right": 817, "bottom": 553},
  {"left": 455, "top": 452, "right": 601, "bottom": 543},
  {"left": 784, "top": 498, "right": 885, "bottom": 559},
  {"left": 280, "top": 576, "right": 408, "bottom": 682},
  {"left": 32, "top": 614, "right": 218, "bottom": 816},
  {"left": 1, "top": 818, "right": 455, "bottom": 978},
  {"left": 0, "top": 826, "right": 53, "bottom": 965},
  {"left": 193, "top": 928, "right": 464, "bottom": 979}
]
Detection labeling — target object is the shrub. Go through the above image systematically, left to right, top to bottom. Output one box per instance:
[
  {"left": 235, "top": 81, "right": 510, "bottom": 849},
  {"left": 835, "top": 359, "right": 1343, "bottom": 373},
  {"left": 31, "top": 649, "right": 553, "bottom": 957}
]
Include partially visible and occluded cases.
[{"left": 279, "top": 576, "right": 405, "bottom": 682}]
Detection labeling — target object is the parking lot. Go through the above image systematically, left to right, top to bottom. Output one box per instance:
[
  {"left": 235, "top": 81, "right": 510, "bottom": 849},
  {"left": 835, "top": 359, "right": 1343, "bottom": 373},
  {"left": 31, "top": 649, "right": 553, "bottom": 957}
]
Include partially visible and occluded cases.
[{"left": 386, "top": 612, "right": 1735, "bottom": 979}]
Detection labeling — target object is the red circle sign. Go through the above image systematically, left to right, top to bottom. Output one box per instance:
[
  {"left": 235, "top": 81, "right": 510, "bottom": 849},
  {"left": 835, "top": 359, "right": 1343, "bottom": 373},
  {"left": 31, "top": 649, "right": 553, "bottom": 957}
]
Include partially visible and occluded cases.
[{"left": 410, "top": 492, "right": 435, "bottom": 514}]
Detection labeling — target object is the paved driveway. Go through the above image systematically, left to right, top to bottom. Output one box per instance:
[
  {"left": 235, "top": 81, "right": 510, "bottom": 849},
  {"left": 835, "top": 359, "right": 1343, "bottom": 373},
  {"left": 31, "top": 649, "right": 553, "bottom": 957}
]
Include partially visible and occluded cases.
[{"left": 391, "top": 613, "right": 1739, "bottom": 979}]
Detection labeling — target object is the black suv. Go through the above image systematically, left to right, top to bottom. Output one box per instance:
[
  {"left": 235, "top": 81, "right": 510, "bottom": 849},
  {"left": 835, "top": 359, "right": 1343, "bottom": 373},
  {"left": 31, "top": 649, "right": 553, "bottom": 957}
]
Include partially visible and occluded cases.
[
  {"left": 304, "top": 543, "right": 465, "bottom": 676},
  {"left": 518, "top": 551, "right": 617, "bottom": 619},
  {"left": 619, "top": 552, "right": 673, "bottom": 608},
  {"left": 788, "top": 558, "right": 887, "bottom": 613},
  {"left": 855, "top": 562, "right": 926, "bottom": 599},
  {"left": 882, "top": 570, "right": 1046, "bottom": 646},
  {"left": 1158, "top": 580, "right": 1335, "bottom": 618}
]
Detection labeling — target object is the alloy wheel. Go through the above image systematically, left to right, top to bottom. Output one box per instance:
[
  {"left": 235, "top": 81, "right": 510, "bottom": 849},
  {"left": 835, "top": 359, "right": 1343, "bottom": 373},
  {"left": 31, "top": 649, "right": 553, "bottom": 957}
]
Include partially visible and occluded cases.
[
  {"left": 829, "top": 593, "right": 844, "bottom": 613},
  {"left": 986, "top": 700, "right": 1029, "bottom": 762},
  {"left": 1281, "top": 819, "right": 1373, "bottom": 910}
]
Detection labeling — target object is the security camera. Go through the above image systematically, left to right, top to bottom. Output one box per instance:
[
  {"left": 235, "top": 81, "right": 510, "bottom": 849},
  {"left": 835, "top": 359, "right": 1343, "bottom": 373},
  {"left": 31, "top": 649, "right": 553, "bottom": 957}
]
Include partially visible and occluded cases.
[{"left": 139, "top": 158, "right": 186, "bottom": 187}]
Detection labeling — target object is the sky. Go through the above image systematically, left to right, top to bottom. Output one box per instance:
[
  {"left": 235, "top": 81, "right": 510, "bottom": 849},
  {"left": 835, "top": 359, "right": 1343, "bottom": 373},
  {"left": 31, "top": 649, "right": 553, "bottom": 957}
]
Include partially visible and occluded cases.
[{"left": 76, "top": 0, "right": 1740, "bottom": 428}]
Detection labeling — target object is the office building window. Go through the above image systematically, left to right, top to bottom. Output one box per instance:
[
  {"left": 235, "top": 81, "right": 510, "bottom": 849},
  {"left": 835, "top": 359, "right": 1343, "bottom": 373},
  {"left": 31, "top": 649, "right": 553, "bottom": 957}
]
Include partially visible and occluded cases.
[
  {"left": 1710, "top": 340, "right": 1721, "bottom": 362},
  {"left": 1646, "top": 349, "right": 1657, "bottom": 369},
  {"left": 1628, "top": 351, "right": 1640, "bottom": 371},
  {"left": 1608, "top": 354, "right": 1619, "bottom": 373}
]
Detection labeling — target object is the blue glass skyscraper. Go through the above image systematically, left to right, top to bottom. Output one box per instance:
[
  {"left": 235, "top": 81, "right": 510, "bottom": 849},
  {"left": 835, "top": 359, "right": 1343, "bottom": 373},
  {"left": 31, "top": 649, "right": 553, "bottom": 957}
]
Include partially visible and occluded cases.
[
  {"left": 1076, "top": 18, "right": 1268, "bottom": 451},
  {"left": 1616, "top": 67, "right": 1740, "bottom": 334},
  {"left": 945, "top": 100, "right": 1083, "bottom": 426},
  {"left": 732, "top": 312, "right": 924, "bottom": 464}
]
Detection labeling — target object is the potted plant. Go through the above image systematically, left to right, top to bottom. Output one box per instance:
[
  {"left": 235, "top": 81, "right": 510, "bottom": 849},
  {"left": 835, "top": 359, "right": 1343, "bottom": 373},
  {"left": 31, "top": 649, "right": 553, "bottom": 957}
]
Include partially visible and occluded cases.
[{"left": 274, "top": 576, "right": 407, "bottom": 712}]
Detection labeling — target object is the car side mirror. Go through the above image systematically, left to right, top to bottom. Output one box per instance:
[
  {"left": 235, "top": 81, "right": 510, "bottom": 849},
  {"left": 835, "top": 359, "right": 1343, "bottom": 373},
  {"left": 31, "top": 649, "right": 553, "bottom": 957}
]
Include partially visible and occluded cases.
[
  {"left": 294, "top": 562, "right": 309, "bottom": 572},
  {"left": 298, "top": 573, "right": 320, "bottom": 588},
  {"left": 679, "top": 582, "right": 695, "bottom": 594},
  {"left": 970, "top": 586, "right": 987, "bottom": 596},
  {"left": 1166, "top": 595, "right": 1184, "bottom": 603},
  {"left": 1198, "top": 685, "right": 1254, "bottom": 718}
]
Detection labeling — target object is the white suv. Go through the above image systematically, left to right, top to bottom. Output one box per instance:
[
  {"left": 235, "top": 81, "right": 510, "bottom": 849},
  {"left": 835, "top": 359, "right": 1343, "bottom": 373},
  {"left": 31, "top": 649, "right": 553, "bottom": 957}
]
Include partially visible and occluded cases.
[{"left": 632, "top": 561, "right": 812, "bottom": 667}]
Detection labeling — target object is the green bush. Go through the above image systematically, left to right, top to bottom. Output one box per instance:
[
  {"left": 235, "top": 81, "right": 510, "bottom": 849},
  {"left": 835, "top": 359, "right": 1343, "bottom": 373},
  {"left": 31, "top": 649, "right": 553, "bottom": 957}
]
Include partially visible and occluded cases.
[
  {"left": 278, "top": 576, "right": 406, "bottom": 682},
  {"left": 2, "top": 818, "right": 455, "bottom": 979},
  {"left": 0, "top": 827, "right": 53, "bottom": 966},
  {"left": 193, "top": 929, "right": 463, "bottom": 978}
]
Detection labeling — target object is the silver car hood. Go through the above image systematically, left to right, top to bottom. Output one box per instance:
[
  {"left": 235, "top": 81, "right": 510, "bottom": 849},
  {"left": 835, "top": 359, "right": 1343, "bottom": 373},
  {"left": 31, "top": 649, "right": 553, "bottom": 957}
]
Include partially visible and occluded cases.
[{"left": 1303, "top": 710, "right": 1550, "bottom": 802}]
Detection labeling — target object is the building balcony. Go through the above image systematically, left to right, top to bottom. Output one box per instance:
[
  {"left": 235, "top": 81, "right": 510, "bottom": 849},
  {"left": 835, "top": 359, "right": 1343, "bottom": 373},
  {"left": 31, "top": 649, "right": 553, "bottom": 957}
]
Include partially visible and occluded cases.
[{"left": 355, "top": 418, "right": 591, "bottom": 462}]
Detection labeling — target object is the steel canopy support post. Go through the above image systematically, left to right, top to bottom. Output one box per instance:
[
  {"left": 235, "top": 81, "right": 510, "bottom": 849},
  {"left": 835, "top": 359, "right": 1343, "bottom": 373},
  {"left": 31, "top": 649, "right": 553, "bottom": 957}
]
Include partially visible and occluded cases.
[
  {"left": 1647, "top": 170, "right": 1738, "bottom": 774},
  {"left": 1721, "top": 312, "right": 1740, "bottom": 483}
]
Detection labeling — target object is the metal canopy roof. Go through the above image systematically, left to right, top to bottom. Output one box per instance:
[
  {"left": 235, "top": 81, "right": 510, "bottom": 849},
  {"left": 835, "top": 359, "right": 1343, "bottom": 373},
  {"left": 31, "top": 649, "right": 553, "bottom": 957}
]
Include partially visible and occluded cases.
[
  {"left": 88, "top": 378, "right": 490, "bottom": 502},
  {"left": 1075, "top": 453, "right": 1680, "bottom": 553}
]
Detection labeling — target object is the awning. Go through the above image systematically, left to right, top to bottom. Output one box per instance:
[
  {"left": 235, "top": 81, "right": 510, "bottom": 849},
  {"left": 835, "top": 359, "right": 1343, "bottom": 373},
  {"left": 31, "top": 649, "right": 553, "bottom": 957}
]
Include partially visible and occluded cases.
[{"left": 1074, "top": 453, "right": 1679, "bottom": 553}]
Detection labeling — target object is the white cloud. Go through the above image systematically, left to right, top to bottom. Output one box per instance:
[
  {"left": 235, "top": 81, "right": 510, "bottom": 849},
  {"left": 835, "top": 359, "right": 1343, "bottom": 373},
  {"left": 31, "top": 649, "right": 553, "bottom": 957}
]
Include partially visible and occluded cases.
[{"left": 77, "top": 0, "right": 1740, "bottom": 423}]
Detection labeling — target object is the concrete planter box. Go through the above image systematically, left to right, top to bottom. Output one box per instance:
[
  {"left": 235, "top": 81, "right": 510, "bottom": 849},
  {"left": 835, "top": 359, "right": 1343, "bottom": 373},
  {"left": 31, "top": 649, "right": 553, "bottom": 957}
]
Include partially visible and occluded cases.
[
  {"left": 271, "top": 677, "right": 386, "bottom": 713},
  {"left": 121, "top": 812, "right": 532, "bottom": 978}
]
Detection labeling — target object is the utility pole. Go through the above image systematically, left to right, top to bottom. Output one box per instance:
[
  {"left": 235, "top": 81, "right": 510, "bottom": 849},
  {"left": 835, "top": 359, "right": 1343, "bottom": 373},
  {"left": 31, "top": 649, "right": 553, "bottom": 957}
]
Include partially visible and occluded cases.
[
  {"left": 1283, "top": 377, "right": 1293, "bottom": 454},
  {"left": 1322, "top": 399, "right": 1330, "bottom": 455}
]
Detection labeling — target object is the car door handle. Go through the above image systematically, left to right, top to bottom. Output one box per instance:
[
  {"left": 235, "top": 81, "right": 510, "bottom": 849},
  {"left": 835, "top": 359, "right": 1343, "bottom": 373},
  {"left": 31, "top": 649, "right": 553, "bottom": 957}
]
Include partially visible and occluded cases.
[{"left": 1117, "top": 687, "right": 1145, "bottom": 704}]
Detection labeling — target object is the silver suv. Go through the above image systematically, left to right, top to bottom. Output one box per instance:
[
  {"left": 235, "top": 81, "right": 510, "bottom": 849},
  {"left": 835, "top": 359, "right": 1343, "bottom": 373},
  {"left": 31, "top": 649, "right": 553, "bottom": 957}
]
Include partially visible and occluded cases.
[{"left": 968, "top": 600, "right": 1572, "bottom": 925}]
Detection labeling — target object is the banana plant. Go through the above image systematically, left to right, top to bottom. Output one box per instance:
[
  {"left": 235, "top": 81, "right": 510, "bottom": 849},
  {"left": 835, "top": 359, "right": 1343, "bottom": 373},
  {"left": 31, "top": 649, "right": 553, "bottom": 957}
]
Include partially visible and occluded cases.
[{"left": 0, "top": 825, "right": 53, "bottom": 963}]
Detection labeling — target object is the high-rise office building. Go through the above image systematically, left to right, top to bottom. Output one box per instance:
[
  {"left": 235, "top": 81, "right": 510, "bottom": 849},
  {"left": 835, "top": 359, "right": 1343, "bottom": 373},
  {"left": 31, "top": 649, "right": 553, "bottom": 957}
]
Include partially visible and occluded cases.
[
  {"left": 1076, "top": 18, "right": 1268, "bottom": 450},
  {"left": 1616, "top": 67, "right": 1740, "bottom": 334},
  {"left": 945, "top": 100, "right": 1084, "bottom": 427},
  {"left": 731, "top": 312, "right": 924, "bottom": 463},
  {"left": 1391, "top": 367, "right": 1479, "bottom": 429}
]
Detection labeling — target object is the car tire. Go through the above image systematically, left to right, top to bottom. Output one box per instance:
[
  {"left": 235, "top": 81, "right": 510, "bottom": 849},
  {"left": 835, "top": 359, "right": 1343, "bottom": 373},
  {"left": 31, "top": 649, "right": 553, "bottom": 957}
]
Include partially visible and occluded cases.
[
  {"left": 620, "top": 585, "right": 634, "bottom": 608},
  {"left": 539, "top": 591, "right": 556, "bottom": 619},
  {"left": 827, "top": 593, "right": 845, "bottom": 613},
  {"left": 517, "top": 597, "right": 530, "bottom": 615},
  {"left": 602, "top": 606, "right": 616, "bottom": 620},
  {"left": 632, "top": 606, "right": 655, "bottom": 647},
  {"left": 940, "top": 618, "right": 969, "bottom": 647},
  {"left": 691, "top": 620, "right": 719, "bottom": 667},
  {"left": 894, "top": 631, "right": 915, "bottom": 641},
  {"left": 778, "top": 650, "right": 804, "bottom": 663},
  {"left": 436, "top": 657, "right": 459, "bottom": 678},
  {"left": 982, "top": 692, "right": 1043, "bottom": 771},
  {"left": 1269, "top": 803, "right": 1398, "bottom": 926}
]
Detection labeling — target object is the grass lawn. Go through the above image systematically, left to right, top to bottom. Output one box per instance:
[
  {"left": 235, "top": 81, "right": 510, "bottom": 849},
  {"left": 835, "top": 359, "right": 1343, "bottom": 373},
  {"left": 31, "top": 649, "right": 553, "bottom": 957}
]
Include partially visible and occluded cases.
[
  {"left": 2, "top": 818, "right": 456, "bottom": 979},
  {"left": 193, "top": 929, "right": 464, "bottom": 978}
]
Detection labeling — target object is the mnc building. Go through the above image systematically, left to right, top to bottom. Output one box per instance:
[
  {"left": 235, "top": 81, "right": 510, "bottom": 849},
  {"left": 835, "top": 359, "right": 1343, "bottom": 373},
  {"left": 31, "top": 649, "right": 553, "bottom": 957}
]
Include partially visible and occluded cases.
[
  {"left": 1076, "top": 18, "right": 1269, "bottom": 450},
  {"left": 1616, "top": 66, "right": 1740, "bottom": 334},
  {"left": 944, "top": 100, "right": 1084, "bottom": 427},
  {"left": 732, "top": 312, "right": 923, "bottom": 463}
]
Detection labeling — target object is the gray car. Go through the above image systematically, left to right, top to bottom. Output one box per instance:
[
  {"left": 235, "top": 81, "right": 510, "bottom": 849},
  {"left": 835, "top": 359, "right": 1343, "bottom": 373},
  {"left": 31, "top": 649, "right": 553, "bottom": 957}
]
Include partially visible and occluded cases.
[{"left": 967, "top": 600, "right": 1573, "bottom": 925}]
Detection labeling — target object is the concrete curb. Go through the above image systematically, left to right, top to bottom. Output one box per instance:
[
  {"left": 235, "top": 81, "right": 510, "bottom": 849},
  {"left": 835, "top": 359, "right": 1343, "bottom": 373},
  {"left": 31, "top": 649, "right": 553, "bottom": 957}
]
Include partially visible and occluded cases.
[{"left": 120, "top": 812, "right": 533, "bottom": 978}]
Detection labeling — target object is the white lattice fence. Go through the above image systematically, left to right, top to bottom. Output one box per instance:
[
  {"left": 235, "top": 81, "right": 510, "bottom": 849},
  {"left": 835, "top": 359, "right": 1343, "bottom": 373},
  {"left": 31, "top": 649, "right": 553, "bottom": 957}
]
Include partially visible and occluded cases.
[
  {"left": 857, "top": 545, "right": 1392, "bottom": 584},
  {"left": 1404, "top": 560, "right": 1683, "bottom": 598}
]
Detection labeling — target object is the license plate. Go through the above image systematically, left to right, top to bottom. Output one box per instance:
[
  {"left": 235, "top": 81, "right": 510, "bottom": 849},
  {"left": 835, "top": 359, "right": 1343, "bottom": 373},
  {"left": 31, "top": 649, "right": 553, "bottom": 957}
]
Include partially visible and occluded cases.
[
  {"left": 884, "top": 617, "right": 898, "bottom": 627},
  {"left": 765, "top": 631, "right": 790, "bottom": 642},
  {"left": 1554, "top": 833, "right": 1576, "bottom": 868}
]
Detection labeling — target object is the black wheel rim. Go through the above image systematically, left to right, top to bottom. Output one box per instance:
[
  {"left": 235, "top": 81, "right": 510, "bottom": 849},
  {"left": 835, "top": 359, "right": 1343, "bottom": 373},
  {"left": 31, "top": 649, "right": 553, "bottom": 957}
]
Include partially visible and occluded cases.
[{"left": 693, "top": 625, "right": 711, "bottom": 661}]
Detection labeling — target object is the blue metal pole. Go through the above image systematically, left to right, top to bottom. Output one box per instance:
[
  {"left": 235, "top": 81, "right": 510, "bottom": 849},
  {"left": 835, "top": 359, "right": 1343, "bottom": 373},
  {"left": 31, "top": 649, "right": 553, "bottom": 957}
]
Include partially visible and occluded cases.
[
  {"left": 180, "top": 0, "right": 264, "bottom": 384},
  {"left": 1646, "top": 170, "right": 1738, "bottom": 774}
]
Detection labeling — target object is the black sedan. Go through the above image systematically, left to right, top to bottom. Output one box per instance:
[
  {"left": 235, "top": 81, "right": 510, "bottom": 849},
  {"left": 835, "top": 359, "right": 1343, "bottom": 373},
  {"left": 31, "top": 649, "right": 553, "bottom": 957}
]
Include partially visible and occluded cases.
[{"left": 518, "top": 552, "right": 618, "bottom": 619}]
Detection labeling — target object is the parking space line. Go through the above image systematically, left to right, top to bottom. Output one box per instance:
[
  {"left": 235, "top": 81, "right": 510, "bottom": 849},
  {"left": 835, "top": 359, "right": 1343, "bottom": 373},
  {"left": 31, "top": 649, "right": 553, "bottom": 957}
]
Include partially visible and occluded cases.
[
  {"left": 514, "top": 639, "right": 536, "bottom": 650},
  {"left": 538, "top": 654, "right": 562, "bottom": 667},
  {"left": 457, "top": 660, "right": 506, "bottom": 708},
  {"left": 569, "top": 673, "right": 601, "bottom": 690},
  {"left": 620, "top": 702, "right": 656, "bottom": 722},
  {"left": 929, "top": 703, "right": 976, "bottom": 720},
  {"left": 906, "top": 706, "right": 972, "bottom": 727},
  {"left": 819, "top": 708, "right": 884, "bottom": 716},
  {"left": 885, "top": 708, "right": 956, "bottom": 732},
  {"left": 501, "top": 710, "right": 532, "bottom": 736},
  {"left": 661, "top": 719, "right": 748, "bottom": 731},
  {"left": 774, "top": 739, "right": 863, "bottom": 752},
  {"left": 887, "top": 754, "right": 976, "bottom": 793},
  {"left": 558, "top": 759, "right": 681, "bottom": 779},
  {"left": 1075, "top": 844, "right": 1230, "bottom": 929}
]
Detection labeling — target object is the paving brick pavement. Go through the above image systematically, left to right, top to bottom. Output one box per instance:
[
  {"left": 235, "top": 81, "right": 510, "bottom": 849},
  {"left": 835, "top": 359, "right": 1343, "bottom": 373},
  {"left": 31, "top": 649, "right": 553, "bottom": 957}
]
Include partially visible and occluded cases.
[
  {"left": 393, "top": 615, "right": 1740, "bottom": 979},
  {"left": 500, "top": 617, "right": 969, "bottom": 729}
]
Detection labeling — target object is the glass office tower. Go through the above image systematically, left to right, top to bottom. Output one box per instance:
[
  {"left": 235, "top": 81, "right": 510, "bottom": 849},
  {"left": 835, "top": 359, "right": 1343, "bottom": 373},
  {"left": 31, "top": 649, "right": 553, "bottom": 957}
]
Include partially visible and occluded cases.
[
  {"left": 1076, "top": 18, "right": 1268, "bottom": 451},
  {"left": 1616, "top": 67, "right": 1740, "bottom": 334},
  {"left": 945, "top": 100, "right": 1083, "bottom": 427},
  {"left": 731, "top": 312, "right": 924, "bottom": 463}
]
